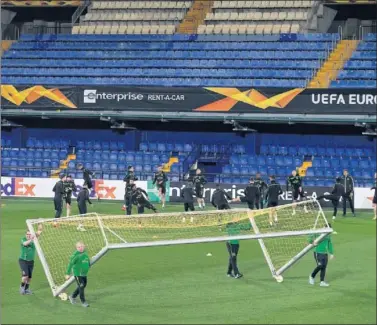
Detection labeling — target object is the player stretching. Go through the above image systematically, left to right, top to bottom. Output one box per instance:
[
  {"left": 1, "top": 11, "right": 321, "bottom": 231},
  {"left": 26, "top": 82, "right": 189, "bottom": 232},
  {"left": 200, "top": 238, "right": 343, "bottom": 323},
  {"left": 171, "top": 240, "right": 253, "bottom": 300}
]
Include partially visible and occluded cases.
[
  {"left": 77, "top": 164, "right": 98, "bottom": 200},
  {"left": 123, "top": 166, "right": 138, "bottom": 214},
  {"left": 153, "top": 166, "right": 168, "bottom": 208},
  {"left": 193, "top": 169, "right": 207, "bottom": 209},
  {"left": 287, "top": 170, "right": 308, "bottom": 215},
  {"left": 254, "top": 172, "right": 267, "bottom": 209},
  {"left": 371, "top": 172, "right": 376, "bottom": 220},
  {"left": 53, "top": 174, "right": 65, "bottom": 223},
  {"left": 64, "top": 175, "right": 76, "bottom": 217},
  {"left": 265, "top": 176, "right": 283, "bottom": 226},
  {"left": 317, "top": 177, "right": 345, "bottom": 220},
  {"left": 181, "top": 182, "right": 196, "bottom": 212},
  {"left": 131, "top": 184, "right": 157, "bottom": 214},
  {"left": 211, "top": 184, "right": 232, "bottom": 210},
  {"left": 225, "top": 217, "right": 252, "bottom": 279},
  {"left": 309, "top": 224, "right": 334, "bottom": 287},
  {"left": 19, "top": 225, "right": 42, "bottom": 295},
  {"left": 66, "top": 241, "right": 90, "bottom": 307}
]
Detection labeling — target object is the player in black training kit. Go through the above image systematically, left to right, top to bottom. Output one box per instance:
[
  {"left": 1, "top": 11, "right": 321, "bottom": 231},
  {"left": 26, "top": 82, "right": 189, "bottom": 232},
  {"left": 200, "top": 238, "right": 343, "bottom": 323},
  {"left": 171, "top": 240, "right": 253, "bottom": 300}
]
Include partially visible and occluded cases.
[
  {"left": 77, "top": 163, "right": 98, "bottom": 200},
  {"left": 123, "top": 166, "right": 138, "bottom": 215},
  {"left": 153, "top": 166, "right": 168, "bottom": 208},
  {"left": 192, "top": 169, "right": 207, "bottom": 209},
  {"left": 340, "top": 169, "right": 355, "bottom": 217},
  {"left": 287, "top": 170, "right": 308, "bottom": 215},
  {"left": 371, "top": 172, "right": 377, "bottom": 220},
  {"left": 254, "top": 173, "right": 267, "bottom": 209},
  {"left": 53, "top": 174, "right": 66, "bottom": 222},
  {"left": 64, "top": 175, "right": 76, "bottom": 217},
  {"left": 265, "top": 176, "right": 283, "bottom": 226},
  {"left": 317, "top": 177, "right": 345, "bottom": 220},
  {"left": 233, "top": 178, "right": 260, "bottom": 209},
  {"left": 181, "top": 182, "right": 196, "bottom": 212},
  {"left": 131, "top": 184, "right": 157, "bottom": 214},
  {"left": 211, "top": 184, "right": 232, "bottom": 210},
  {"left": 77, "top": 185, "right": 92, "bottom": 215}
]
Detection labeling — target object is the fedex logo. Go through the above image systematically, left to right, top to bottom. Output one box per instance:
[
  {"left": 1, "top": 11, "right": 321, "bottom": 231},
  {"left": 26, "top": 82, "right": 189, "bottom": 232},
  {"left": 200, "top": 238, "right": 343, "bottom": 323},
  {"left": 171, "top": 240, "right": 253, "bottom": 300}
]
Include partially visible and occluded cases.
[
  {"left": 0, "top": 178, "right": 36, "bottom": 197},
  {"left": 73, "top": 180, "right": 116, "bottom": 199}
]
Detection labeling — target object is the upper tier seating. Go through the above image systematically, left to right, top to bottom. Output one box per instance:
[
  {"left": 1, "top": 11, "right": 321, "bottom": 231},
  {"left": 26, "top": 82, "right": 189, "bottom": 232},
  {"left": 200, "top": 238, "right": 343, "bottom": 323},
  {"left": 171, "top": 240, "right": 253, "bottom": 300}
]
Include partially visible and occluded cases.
[
  {"left": 199, "top": 0, "right": 314, "bottom": 34},
  {"left": 72, "top": 1, "right": 193, "bottom": 35},
  {"left": 1, "top": 33, "right": 338, "bottom": 87},
  {"left": 331, "top": 33, "right": 377, "bottom": 88}
]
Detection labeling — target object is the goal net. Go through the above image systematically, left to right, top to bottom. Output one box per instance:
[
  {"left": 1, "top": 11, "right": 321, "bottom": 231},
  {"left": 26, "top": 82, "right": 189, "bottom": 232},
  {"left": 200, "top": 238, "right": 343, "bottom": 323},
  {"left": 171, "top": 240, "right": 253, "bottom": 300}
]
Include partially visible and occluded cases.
[{"left": 26, "top": 199, "right": 331, "bottom": 297}]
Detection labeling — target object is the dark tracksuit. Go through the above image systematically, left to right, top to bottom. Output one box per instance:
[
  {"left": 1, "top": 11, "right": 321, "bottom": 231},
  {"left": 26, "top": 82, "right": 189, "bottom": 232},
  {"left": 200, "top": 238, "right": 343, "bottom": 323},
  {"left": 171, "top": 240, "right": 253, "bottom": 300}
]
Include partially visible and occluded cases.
[
  {"left": 82, "top": 168, "right": 94, "bottom": 189},
  {"left": 153, "top": 171, "right": 168, "bottom": 194},
  {"left": 123, "top": 172, "right": 138, "bottom": 215},
  {"left": 340, "top": 174, "right": 355, "bottom": 215},
  {"left": 192, "top": 175, "right": 207, "bottom": 199},
  {"left": 287, "top": 175, "right": 305, "bottom": 201},
  {"left": 254, "top": 178, "right": 267, "bottom": 209},
  {"left": 53, "top": 180, "right": 64, "bottom": 218},
  {"left": 64, "top": 180, "right": 76, "bottom": 205},
  {"left": 265, "top": 181, "right": 283, "bottom": 207},
  {"left": 124, "top": 183, "right": 134, "bottom": 216},
  {"left": 318, "top": 183, "right": 345, "bottom": 217},
  {"left": 242, "top": 184, "right": 260, "bottom": 210},
  {"left": 181, "top": 186, "right": 196, "bottom": 212},
  {"left": 131, "top": 187, "right": 157, "bottom": 214},
  {"left": 77, "top": 188, "right": 92, "bottom": 215},
  {"left": 211, "top": 189, "right": 232, "bottom": 210}
]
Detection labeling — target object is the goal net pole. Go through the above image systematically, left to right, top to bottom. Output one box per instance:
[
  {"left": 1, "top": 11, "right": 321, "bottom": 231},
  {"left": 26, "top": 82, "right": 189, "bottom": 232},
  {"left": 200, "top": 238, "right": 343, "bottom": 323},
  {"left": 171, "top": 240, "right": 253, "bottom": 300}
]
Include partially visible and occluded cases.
[
  {"left": 248, "top": 199, "right": 332, "bottom": 279},
  {"left": 27, "top": 200, "right": 331, "bottom": 297}
]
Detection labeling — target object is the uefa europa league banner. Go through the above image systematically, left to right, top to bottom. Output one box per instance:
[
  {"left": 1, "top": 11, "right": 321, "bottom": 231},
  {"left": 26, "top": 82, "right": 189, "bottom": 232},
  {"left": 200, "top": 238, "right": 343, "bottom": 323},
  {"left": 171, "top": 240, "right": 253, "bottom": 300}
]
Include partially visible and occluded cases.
[
  {"left": 1, "top": 85, "right": 376, "bottom": 115},
  {"left": 0, "top": 177, "right": 374, "bottom": 209}
]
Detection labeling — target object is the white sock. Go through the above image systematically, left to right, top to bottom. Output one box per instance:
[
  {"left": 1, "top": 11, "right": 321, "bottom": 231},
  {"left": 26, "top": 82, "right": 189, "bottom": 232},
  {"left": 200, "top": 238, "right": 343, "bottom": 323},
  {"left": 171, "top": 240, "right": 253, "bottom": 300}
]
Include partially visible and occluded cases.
[
  {"left": 202, "top": 202, "right": 205, "bottom": 207},
  {"left": 198, "top": 203, "right": 202, "bottom": 208}
]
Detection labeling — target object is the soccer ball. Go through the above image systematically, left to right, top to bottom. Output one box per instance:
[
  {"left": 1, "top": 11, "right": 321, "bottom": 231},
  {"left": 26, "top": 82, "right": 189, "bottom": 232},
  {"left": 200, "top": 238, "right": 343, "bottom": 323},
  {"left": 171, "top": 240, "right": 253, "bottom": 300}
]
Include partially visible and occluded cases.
[
  {"left": 53, "top": 222, "right": 59, "bottom": 228},
  {"left": 275, "top": 275, "right": 284, "bottom": 283},
  {"left": 59, "top": 292, "right": 68, "bottom": 301}
]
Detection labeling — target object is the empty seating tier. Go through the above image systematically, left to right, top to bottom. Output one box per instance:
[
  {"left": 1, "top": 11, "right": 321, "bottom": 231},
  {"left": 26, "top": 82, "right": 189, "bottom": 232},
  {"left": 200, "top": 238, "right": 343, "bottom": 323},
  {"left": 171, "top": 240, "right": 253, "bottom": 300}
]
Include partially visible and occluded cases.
[
  {"left": 199, "top": 0, "right": 315, "bottom": 34},
  {"left": 72, "top": 1, "right": 193, "bottom": 35},
  {"left": 1, "top": 33, "right": 338, "bottom": 87},
  {"left": 331, "top": 33, "right": 376, "bottom": 88}
]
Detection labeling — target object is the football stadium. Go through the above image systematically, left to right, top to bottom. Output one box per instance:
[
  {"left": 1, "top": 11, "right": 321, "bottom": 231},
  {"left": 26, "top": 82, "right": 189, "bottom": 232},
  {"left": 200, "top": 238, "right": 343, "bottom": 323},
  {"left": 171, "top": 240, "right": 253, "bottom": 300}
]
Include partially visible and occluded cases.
[{"left": 0, "top": 0, "right": 376, "bottom": 324}]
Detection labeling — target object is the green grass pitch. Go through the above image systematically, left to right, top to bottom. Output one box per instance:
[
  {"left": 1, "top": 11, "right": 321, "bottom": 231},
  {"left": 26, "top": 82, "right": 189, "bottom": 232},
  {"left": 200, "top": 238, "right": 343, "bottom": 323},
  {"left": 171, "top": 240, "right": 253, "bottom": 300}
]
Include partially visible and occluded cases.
[{"left": 1, "top": 198, "right": 376, "bottom": 324}]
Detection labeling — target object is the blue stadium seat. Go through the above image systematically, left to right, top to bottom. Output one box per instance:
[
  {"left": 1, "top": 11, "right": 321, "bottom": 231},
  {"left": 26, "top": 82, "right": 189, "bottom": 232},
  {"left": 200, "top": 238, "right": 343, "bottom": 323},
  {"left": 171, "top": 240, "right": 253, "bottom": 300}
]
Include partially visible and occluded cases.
[
  {"left": 139, "top": 142, "right": 148, "bottom": 151},
  {"left": 260, "top": 145, "right": 269, "bottom": 155},
  {"left": 237, "top": 156, "right": 246, "bottom": 165},
  {"left": 222, "top": 165, "right": 231, "bottom": 174},
  {"left": 231, "top": 167, "right": 240, "bottom": 175},
  {"left": 306, "top": 169, "right": 315, "bottom": 177},
  {"left": 315, "top": 179, "right": 325, "bottom": 187}
]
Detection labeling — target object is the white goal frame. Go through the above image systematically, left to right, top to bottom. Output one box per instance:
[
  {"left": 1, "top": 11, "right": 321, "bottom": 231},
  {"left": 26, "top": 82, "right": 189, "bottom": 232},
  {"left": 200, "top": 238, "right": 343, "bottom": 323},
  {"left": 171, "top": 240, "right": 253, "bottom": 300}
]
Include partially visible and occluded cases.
[{"left": 26, "top": 200, "right": 332, "bottom": 297}]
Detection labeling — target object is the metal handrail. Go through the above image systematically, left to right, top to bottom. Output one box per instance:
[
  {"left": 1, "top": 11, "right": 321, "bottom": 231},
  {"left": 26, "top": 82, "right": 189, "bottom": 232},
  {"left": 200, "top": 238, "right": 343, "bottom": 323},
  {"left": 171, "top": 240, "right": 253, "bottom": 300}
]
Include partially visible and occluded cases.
[{"left": 71, "top": 0, "right": 91, "bottom": 25}]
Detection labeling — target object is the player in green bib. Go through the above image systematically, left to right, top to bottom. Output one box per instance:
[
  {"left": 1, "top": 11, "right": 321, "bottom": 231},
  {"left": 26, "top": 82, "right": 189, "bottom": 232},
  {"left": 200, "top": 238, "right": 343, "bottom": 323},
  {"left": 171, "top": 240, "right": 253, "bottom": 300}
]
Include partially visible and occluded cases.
[
  {"left": 225, "top": 218, "right": 252, "bottom": 279},
  {"left": 19, "top": 224, "right": 42, "bottom": 295},
  {"left": 308, "top": 224, "right": 334, "bottom": 287},
  {"left": 66, "top": 241, "right": 91, "bottom": 307}
]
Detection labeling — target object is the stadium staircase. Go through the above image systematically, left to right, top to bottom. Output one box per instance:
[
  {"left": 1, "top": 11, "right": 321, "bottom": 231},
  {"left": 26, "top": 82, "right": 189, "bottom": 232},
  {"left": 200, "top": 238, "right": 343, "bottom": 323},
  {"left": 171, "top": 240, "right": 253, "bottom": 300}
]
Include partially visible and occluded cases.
[
  {"left": 177, "top": 0, "right": 214, "bottom": 34},
  {"left": 1, "top": 40, "right": 15, "bottom": 56},
  {"left": 308, "top": 40, "right": 359, "bottom": 88},
  {"left": 51, "top": 153, "right": 76, "bottom": 178},
  {"left": 298, "top": 161, "right": 313, "bottom": 176}
]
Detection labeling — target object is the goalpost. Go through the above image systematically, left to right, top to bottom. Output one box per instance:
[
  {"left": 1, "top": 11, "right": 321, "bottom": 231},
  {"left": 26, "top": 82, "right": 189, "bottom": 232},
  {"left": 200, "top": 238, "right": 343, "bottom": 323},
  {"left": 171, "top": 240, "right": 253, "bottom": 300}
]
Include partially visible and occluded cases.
[{"left": 26, "top": 199, "right": 332, "bottom": 297}]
